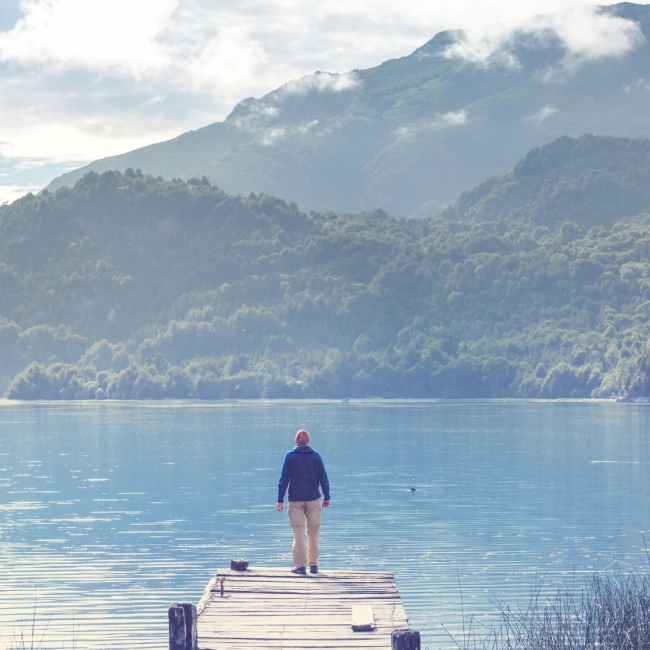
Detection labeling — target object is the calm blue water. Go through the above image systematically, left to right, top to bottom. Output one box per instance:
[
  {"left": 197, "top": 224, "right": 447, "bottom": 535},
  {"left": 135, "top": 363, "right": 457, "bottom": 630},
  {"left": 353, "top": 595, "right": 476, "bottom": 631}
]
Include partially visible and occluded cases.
[{"left": 0, "top": 400, "right": 648, "bottom": 650}]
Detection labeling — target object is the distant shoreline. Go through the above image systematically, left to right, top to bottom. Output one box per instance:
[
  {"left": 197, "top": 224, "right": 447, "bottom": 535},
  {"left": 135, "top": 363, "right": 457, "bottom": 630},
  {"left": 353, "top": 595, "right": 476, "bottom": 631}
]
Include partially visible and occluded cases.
[{"left": 0, "top": 396, "right": 630, "bottom": 405}]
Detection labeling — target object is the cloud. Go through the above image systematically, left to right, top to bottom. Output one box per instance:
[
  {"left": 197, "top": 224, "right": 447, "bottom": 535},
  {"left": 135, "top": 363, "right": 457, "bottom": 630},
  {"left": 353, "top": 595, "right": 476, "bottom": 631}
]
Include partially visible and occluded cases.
[
  {"left": 0, "top": 0, "right": 642, "bottom": 201},
  {"left": 0, "top": 0, "right": 177, "bottom": 76},
  {"left": 0, "top": 0, "right": 298, "bottom": 105},
  {"left": 443, "top": 6, "right": 645, "bottom": 67},
  {"left": 547, "top": 6, "right": 644, "bottom": 60},
  {"left": 179, "top": 22, "right": 291, "bottom": 101},
  {"left": 442, "top": 23, "right": 521, "bottom": 68},
  {"left": 280, "top": 71, "right": 360, "bottom": 96},
  {"left": 230, "top": 72, "right": 359, "bottom": 134},
  {"left": 624, "top": 77, "right": 650, "bottom": 93},
  {"left": 143, "top": 94, "right": 167, "bottom": 107},
  {"left": 231, "top": 102, "right": 280, "bottom": 133},
  {"left": 0, "top": 105, "right": 180, "bottom": 163},
  {"left": 528, "top": 105, "right": 558, "bottom": 123},
  {"left": 433, "top": 110, "right": 468, "bottom": 127},
  {"left": 397, "top": 111, "right": 468, "bottom": 137},
  {"left": 298, "top": 120, "right": 319, "bottom": 134},
  {"left": 260, "top": 126, "right": 285, "bottom": 146},
  {"left": 0, "top": 183, "right": 43, "bottom": 203}
]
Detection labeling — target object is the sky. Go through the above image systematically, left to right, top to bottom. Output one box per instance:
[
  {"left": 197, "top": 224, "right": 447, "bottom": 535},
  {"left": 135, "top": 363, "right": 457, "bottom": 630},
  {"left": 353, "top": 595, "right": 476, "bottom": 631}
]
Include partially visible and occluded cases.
[{"left": 0, "top": 0, "right": 640, "bottom": 203}]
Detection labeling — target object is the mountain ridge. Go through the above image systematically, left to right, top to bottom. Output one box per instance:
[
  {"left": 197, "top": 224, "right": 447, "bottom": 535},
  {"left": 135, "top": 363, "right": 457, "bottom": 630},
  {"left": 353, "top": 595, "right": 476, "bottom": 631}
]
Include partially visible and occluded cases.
[
  {"left": 46, "top": 3, "right": 650, "bottom": 217},
  {"left": 444, "top": 134, "right": 650, "bottom": 226}
]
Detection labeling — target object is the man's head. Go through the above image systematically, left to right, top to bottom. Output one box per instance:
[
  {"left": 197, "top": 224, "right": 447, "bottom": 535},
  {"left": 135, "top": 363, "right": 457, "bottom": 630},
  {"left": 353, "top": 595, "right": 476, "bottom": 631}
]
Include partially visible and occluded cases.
[{"left": 295, "top": 429, "right": 310, "bottom": 445}]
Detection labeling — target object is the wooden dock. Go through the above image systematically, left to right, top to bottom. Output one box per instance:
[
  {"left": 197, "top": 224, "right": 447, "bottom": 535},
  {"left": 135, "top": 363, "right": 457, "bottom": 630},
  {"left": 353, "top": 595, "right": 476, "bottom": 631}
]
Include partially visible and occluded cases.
[{"left": 169, "top": 562, "right": 420, "bottom": 650}]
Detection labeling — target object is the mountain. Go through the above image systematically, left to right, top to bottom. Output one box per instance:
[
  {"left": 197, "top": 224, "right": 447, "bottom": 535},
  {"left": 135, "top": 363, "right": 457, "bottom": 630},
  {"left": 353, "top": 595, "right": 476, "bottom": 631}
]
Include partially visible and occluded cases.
[
  {"left": 46, "top": 3, "right": 650, "bottom": 217},
  {"left": 444, "top": 134, "right": 650, "bottom": 227},
  {"left": 5, "top": 135, "right": 650, "bottom": 399}
]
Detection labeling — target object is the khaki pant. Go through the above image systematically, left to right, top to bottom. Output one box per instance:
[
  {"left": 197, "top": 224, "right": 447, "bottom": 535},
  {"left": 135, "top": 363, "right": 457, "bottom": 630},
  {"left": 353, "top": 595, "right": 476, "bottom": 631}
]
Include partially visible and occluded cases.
[{"left": 288, "top": 499, "right": 321, "bottom": 568}]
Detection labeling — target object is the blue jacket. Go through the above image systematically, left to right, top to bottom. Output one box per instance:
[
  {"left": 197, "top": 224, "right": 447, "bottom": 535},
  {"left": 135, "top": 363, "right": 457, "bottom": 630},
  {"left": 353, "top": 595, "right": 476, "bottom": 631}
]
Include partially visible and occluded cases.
[{"left": 277, "top": 445, "right": 330, "bottom": 503}]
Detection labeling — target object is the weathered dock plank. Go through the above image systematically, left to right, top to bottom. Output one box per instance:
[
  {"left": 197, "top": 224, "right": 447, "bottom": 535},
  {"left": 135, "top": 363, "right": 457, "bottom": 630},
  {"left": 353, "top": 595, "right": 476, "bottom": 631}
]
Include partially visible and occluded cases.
[{"left": 195, "top": 567, "right": 411, "bottom": 649}]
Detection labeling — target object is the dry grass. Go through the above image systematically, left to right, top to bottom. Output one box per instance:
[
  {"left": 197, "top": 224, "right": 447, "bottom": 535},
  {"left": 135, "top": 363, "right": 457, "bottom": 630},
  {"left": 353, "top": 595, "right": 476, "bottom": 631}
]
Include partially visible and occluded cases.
[{"left": 447, "top": 560, "right": 650, "bottom": 650}]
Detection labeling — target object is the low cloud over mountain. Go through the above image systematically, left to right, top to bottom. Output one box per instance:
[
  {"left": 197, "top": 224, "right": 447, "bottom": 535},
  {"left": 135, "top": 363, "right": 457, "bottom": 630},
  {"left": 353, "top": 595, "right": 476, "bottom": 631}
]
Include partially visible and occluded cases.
[{"left": 45, "top": 3, "right": 650, "bottom": 217}]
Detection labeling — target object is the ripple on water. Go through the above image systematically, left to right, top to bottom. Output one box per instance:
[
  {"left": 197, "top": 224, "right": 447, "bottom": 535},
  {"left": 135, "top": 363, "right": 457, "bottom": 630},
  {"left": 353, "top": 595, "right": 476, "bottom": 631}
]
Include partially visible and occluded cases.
[{"left": 0, "top": 401, "right": 649, "bottom": 649}]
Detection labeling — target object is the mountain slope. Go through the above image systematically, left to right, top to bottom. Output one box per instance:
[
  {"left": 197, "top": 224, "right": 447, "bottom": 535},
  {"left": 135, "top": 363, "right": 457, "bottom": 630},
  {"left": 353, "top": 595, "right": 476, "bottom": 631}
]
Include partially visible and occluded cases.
[
  {"left": 46, "top": 3, "right": 650, "bottom": 217},
  {"left": 443, "top": 134, "right": 650, "bottom": 227},
  {"left": 6, "top": 135, "right": 650, "bottom": 399}
]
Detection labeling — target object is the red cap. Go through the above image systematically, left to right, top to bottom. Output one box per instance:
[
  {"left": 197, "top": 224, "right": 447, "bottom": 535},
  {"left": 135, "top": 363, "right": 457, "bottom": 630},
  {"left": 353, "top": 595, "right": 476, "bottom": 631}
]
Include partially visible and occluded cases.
[{"left": 295, "top": 429, "right": 310, "bottom": 445}]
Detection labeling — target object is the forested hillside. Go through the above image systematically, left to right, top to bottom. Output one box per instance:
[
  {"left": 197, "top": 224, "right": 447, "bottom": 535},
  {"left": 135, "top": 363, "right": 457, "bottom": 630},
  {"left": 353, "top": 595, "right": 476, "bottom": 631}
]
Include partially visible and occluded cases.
[
  {"left": 46, "top": 3, "right": 650, "bottom": 217},
  {"left": 4, "top": 135, "right": 650, "bottom": 400},
  {"left": 443, "top": 135, "right": 650, "bottom": 227}
]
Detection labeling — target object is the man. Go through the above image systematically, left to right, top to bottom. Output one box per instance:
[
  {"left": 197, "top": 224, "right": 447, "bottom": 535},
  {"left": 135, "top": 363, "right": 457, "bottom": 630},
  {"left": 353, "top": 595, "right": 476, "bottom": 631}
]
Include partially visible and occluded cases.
[{"left": 277, "top": 429, "right": 331, "bottom": 575}]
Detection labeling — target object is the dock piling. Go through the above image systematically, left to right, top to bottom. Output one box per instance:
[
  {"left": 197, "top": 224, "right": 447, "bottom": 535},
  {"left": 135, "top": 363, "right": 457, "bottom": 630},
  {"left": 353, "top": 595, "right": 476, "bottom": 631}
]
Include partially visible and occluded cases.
[
  {"left": 230, "top": 558, "right": 249, "bottom": 571},
  {"left": 168, "top": 602, "right": 197, "bottom": 650},
  {"left": 392, "top": 628, "right": 421, "bottom": 650}
]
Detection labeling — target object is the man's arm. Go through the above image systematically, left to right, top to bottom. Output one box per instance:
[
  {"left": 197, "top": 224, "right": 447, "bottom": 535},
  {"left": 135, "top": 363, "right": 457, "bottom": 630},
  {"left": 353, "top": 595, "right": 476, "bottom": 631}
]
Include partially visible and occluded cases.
[
  {"left": 277, "top": 453, "right": 291, "bottom": 511},
  {"left": 318, "top": 455, "right": 331, "bottom": 507}
]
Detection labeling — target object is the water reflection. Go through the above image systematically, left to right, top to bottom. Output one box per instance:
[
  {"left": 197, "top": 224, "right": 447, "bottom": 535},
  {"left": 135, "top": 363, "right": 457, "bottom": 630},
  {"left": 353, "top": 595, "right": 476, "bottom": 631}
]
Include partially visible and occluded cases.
[{"left": 0, "top": 401, "right": 648, "bottom": 649}]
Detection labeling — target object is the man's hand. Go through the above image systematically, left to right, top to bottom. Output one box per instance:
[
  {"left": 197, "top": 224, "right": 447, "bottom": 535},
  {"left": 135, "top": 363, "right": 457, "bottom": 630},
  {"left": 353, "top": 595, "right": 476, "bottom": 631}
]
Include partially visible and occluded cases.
[
  {"left": 322, "top": 500, "right": 331, "bottom": 508},
  {"left": 276, "top": 502, "right": 284, "bottom": 512}
]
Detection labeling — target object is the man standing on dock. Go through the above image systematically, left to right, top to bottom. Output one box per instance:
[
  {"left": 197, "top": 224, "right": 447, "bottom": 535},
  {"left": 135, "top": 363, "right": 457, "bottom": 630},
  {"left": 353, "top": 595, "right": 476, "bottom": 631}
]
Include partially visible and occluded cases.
[{"left": 277, "top": 429, "right": 331, "bottom": 575}]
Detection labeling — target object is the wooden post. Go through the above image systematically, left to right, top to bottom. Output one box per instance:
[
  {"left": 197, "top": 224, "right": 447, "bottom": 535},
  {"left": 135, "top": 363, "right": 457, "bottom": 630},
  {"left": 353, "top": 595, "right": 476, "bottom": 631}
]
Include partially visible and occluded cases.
[
  {"left": 230, "top": 558, "right": 249, "bottom": 571},
  {"left": 168, "top": 602, "right": 197, "bottom": 650},
  {"left": 392, "top": 628, "right": 420, "bottom": 650}
]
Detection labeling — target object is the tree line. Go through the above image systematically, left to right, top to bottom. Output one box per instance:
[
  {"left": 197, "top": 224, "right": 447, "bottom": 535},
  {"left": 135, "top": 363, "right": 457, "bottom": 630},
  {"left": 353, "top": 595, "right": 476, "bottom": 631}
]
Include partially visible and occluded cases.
[{"left": 3, "top": 136, "right": 650, "bottom": 399}]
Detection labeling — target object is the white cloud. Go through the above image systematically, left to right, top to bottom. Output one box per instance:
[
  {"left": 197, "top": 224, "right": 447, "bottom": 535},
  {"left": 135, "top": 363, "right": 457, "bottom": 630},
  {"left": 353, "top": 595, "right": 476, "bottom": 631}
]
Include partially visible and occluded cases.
[
  {"left": 0, "top": 0, "right": 643, "bottom": 200},
  {"left": 0, "top": 0, "right": 177, "bottom": 76},
  {"left": 0, "top": 0, "right": 299, "bottom": 107},
  {"left": 443, "top": 6, "right": 644, "bottom": 67},
  {"left": 548, "top": 6, "right": 644, "bottom": 60},
  {"left": 181, "top": 23, "right": 291, "bottom": 101},
  {"left": 442, "top": 23, "right": 521, "bottom": 68},
  {"left": 280, "top": 71, "right": 360, "bottom": 96},
  {"left": 230, "top": 72, "right": 359, "bottom": 135},
  {"left": 624, "top": 77, "right": 650, "bottom": 92},
  {"left": 143, "top": 94, "right": 167, "bottom": 107},
  {"left": 232, "top": 102, "right": 280, "bottom": 133},
  {"left": 529, "top": 105, "right": 558, "bottom": 123},
  {"left": 433, "top": 110, "right": 468, "bottom": 127},
  {"left": 397, "top": 111, "right": 468, "bottom": 138},
  {"left": 0, "top": 114, "right": 179, "bottom": 163},
  {"left": 298, "top": 120, "right": 319, "bottom": 134},
  {"left": 260, "top": 126, "right": 285, "bottom": 146},
  {"left": 0, "top": 183, "right": 42, "bottom": 203}
]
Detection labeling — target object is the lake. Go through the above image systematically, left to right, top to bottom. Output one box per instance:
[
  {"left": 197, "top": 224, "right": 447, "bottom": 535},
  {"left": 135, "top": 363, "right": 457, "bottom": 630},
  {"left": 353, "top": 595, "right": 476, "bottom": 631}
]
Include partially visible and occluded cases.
[{"left": 0, "top": 400, "right": 648, "bottom": 649}]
